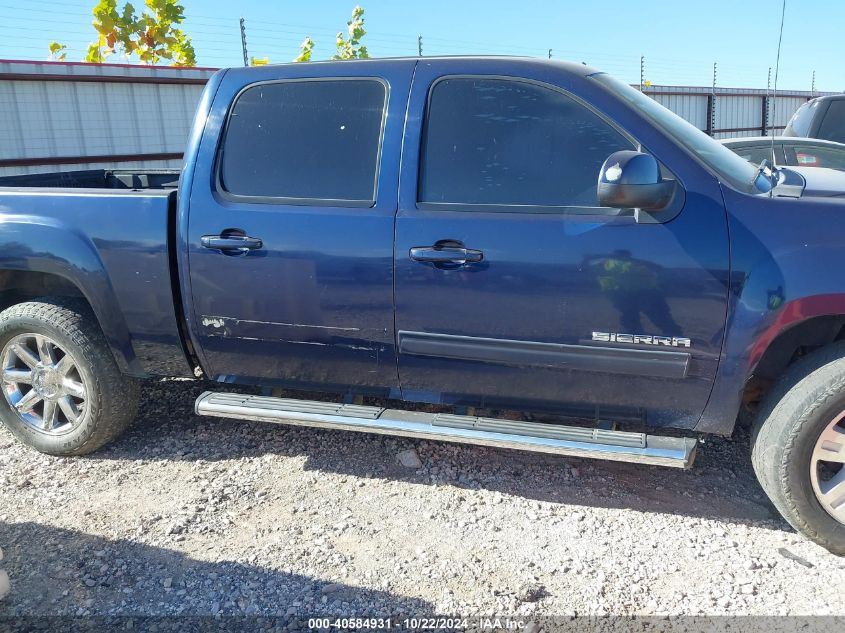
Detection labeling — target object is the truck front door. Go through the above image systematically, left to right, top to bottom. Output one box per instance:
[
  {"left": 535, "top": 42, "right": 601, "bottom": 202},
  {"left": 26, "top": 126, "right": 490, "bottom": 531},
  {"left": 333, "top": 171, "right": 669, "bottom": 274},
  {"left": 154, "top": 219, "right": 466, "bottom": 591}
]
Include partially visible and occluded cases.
[
  {"left": 394, "top": 59, "right": 730, "bottom": 429},
  {"left": 185, "top": 62, "right": 413, "bottom": 395}
]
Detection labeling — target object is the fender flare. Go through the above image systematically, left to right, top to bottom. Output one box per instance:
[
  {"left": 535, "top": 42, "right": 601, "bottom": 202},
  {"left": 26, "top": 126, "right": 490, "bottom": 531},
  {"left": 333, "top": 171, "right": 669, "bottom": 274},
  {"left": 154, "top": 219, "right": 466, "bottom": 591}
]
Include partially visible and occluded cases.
[
  {"left": 0, "top": 214, "right": 140, "bottom": 374},
  {"left": 697, "top": 293, "right": 845, "bottom": 434},
  {"left": 748, "top": 294, "right": 845, "bottom": 371}
]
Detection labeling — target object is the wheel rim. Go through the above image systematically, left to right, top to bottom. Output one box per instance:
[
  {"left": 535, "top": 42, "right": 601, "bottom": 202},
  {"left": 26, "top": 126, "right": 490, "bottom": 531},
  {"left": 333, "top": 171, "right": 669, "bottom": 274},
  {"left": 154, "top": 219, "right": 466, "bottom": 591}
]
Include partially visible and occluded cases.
[
  {"left": 1, "top": 333, "right": 87, "bottom": 435},
  {"left": 811, "top": 410, "right": 845, "bottom": 524}
]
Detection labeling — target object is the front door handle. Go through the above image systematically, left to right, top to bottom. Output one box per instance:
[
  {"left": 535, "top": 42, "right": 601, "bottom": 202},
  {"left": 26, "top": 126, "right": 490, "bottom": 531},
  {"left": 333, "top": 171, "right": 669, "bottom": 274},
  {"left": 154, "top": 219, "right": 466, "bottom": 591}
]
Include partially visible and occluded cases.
[
  {"left": 201, "top": 233, "right": 263, "bottom": 254},
  {"left": 409, "top": 245, "right": 484, "bottom": 265}
]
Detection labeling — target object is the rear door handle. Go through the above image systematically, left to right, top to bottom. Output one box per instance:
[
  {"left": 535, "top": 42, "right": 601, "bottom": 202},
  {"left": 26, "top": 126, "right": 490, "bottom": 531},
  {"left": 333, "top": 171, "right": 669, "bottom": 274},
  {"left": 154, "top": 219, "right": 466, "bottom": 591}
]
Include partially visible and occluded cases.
[
  {"left": 201, "top": 233, "right": 263, "bottom": 254},
  {"left": 409, "top": 245, "right": 483, "bottom": 264}
]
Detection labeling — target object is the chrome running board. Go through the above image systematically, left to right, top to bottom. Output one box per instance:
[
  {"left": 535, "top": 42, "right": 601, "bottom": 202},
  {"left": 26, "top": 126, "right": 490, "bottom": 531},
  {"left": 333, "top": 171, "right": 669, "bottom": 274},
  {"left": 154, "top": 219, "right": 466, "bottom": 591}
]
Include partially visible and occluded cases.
[{"left": 195, "top": 392, "right": 697, "bottom": 469}]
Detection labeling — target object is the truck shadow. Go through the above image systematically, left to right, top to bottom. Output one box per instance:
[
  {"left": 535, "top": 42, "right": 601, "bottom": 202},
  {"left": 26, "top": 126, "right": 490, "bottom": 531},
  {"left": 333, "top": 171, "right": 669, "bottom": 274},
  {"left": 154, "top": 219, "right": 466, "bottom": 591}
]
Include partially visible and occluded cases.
[
  {"left": 100, "top": 379, "right": 781, "bottom": 531},
  {"left": 0, "top": 520, "right": 433, "bottom": 620}
]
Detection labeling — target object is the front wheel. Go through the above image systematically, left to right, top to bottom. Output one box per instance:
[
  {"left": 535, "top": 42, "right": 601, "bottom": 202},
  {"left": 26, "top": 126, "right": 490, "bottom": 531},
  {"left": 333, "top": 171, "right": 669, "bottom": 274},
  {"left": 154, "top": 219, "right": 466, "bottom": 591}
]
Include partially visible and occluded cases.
[
  {"left": 0, "top": 299, "right": 139, "bottom": 456},
  {"left": 752, "top": 342, "right": 845, "bottom": 555}
]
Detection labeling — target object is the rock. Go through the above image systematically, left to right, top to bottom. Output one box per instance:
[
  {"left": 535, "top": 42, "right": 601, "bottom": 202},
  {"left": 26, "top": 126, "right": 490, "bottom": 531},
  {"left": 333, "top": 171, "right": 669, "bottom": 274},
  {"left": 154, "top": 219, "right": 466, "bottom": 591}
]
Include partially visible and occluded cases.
[
  {"left": 396, "top": 449, "right": 423, "bottom": 469},
  {"left": 777, "top": 548, "right": 814, "bottom": 568},
  {"left": 0, "top": 570, "right": 9, "bottom": 600},
  {"left": 163, "top": 578, "right": 173, "bottom": 589},
  {"left": 321, "top": 583, "right": 341, "bottom": 594},
  {"left": 517, "top": 583, "right": 546, "bottom": 603}
]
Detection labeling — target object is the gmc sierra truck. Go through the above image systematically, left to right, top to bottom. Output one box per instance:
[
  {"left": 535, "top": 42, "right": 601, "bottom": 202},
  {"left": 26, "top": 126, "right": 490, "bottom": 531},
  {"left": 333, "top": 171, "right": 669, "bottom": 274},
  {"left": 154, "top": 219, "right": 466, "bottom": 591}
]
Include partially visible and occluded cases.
[{"left": 1, "top": 57, "right": 844, "bottom": 554}]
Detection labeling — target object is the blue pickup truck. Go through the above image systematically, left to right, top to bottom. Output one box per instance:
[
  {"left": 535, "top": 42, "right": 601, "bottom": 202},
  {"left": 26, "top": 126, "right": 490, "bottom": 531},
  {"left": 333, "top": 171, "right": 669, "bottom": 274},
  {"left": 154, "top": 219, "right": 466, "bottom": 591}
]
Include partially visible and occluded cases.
[{"left": 1, "top": 57, "right": 844, "bottom": 553}]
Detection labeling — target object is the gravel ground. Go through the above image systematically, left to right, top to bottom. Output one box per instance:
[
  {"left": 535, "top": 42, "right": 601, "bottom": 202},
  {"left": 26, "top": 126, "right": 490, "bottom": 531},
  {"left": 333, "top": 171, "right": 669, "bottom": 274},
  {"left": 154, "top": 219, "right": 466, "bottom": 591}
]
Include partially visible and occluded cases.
[{"left": 1, "top": 378, "right": 844, "bottom": 623}]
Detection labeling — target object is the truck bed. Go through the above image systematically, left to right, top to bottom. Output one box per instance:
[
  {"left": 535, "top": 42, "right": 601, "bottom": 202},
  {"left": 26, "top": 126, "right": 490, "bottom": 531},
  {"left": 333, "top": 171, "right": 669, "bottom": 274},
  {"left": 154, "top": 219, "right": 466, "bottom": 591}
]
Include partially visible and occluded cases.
[
  {"left": 0, "top": 168, "right": 181, "bottom": 190},
  {"left": 0, "top": 173, "right": 192, "bottom": 377}
]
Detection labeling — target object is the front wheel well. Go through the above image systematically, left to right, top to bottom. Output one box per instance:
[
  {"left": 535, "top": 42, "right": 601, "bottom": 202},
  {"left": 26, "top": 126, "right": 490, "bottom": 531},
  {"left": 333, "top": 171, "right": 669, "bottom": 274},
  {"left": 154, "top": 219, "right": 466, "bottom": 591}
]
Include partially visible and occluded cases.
[{"left": 742, "top": 315, "right": 845, "bottom": 415}]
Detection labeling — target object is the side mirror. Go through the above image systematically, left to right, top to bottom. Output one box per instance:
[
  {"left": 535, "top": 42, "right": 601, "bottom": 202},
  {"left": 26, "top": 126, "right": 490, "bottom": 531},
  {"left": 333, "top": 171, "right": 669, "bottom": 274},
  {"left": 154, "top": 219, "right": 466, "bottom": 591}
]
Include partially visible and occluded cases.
[{"left": 597, "top": 151, "right": 677, "bottom": 211}]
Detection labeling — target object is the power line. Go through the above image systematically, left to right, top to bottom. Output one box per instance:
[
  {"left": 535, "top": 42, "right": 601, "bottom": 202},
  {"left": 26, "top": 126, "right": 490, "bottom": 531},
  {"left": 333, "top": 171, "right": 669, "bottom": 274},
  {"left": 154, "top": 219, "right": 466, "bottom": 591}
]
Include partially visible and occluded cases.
[{"left": 0, "top": 3, "right": 835, "bottom": 91}]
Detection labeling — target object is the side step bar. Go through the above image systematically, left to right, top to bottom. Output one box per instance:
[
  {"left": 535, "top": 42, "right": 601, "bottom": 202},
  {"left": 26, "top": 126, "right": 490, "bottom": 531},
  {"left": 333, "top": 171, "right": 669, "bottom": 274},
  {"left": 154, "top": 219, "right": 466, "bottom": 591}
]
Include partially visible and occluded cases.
[{"left": 195, "top": 392, "right": 697, "bottom": 469}]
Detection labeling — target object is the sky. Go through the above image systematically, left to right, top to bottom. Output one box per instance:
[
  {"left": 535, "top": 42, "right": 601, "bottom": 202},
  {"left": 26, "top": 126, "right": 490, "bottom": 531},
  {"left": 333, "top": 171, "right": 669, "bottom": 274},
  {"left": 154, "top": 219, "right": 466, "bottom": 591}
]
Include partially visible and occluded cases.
[{"left": 3, "top": 0, "right": 842, "bottom": 91}]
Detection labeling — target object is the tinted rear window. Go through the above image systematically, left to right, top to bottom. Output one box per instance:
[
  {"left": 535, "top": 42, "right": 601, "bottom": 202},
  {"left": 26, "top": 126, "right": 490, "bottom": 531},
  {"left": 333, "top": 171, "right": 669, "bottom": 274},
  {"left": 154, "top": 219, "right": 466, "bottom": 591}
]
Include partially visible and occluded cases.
[
  {"left": 419, "top": 77, "right": 633, "bottom": 208},
  {"left": 220, "top": 79, "right": 386, "bottom": 203},
  {"left": 817, "top": 100, "right": 845, "bottom": 144},
  {"left": 784, "top": 101, "right": 817, "bottom": 137},
  {"left": 786, "top": 143, "right": 845, "bottom": 170}
]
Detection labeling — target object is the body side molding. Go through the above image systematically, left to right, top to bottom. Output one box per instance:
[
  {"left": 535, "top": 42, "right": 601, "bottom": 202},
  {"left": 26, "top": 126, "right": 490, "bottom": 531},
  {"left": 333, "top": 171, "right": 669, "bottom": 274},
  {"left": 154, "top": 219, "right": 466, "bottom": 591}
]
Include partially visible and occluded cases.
[{"left": 397, "top": 331, "right": 691, "bottom": 379}]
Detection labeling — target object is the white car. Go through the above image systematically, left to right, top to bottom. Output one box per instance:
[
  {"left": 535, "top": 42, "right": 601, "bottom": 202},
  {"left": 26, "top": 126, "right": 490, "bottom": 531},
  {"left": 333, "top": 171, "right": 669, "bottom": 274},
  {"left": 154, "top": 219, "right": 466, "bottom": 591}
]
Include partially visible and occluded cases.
[{"left": 720, "top": 136, "right": 845, "bottom": 170}]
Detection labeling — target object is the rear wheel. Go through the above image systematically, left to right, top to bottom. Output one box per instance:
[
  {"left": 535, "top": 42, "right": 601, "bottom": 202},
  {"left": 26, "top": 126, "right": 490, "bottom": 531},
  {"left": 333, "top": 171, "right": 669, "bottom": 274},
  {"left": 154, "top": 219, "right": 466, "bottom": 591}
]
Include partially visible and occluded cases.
[
  {"left": 0, "top": 299, "right": 139, "bottom": 456},
  {"left": 752, "top": 342, "right": 845, "bottom": 555}
]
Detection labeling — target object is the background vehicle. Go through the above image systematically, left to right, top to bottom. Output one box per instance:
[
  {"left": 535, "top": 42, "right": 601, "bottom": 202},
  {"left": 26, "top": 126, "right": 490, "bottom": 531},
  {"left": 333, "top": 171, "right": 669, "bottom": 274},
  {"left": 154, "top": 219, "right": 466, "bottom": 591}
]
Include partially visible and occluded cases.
[
  {"left": 1, "top": 57, "right": 845, "bottom": 554},
  {"left": 784, "top": 94, "right": 845, "bottom": 143},
  {"left": 721, "top": 136, "right": 845, "bottom": 170}
]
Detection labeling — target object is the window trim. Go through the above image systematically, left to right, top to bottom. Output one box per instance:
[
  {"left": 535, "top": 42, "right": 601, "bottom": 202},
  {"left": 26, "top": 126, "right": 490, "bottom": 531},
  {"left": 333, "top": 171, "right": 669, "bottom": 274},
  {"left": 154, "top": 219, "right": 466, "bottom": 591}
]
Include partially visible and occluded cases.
[
  {"left": 416, "top": 74, "right": 639, "bottom": 215},
  {"left": 214, "top": 76, "right": 389, "bottom": 208}
]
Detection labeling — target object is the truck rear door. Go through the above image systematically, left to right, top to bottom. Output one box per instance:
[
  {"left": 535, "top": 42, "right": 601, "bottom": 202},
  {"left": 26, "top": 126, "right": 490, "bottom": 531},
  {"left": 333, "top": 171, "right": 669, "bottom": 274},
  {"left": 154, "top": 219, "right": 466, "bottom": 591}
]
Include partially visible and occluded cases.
[
  {"left": 394, "top": 59, "right": 730, "bottom": 429},
  {"left": 184, "top": 61, "right": 413, "bottom": 395}
]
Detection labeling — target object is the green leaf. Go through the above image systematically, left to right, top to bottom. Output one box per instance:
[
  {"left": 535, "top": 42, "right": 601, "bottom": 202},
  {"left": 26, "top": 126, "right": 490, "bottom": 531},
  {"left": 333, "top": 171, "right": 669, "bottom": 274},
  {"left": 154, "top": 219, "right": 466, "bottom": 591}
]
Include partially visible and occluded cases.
[
  {"left": 63, "top": 0, "right": 196, "bottom": 65},
  {"left": 294, "top": 36, "right": 314, "bottom": 63}
]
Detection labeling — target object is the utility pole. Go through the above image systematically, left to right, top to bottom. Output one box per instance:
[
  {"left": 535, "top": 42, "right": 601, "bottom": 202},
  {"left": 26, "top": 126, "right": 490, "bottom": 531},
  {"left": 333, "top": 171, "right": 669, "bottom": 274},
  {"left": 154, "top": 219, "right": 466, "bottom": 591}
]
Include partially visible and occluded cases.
[
  {"left": 240, "top": 17, "right": 249, "bottom": 67},
  {"left": 417, "top": 35, "right": 423, "bottom": 57},
  {"left": 639, "top": 55, "right": 645, "bottom": 91},
  {"left": 811, "top": 70, "right": 816, "bottom": 96}
]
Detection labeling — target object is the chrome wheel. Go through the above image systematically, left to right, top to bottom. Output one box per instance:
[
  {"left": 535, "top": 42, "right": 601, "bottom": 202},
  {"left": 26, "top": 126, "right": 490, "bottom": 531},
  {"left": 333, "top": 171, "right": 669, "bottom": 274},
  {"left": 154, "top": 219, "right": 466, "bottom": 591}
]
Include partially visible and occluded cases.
[
  {"left": 1, "top": 333, "right": 87, "bottom": 434},
  {"left": 811, "top": 410, "right": 845, "bottom": 525}
]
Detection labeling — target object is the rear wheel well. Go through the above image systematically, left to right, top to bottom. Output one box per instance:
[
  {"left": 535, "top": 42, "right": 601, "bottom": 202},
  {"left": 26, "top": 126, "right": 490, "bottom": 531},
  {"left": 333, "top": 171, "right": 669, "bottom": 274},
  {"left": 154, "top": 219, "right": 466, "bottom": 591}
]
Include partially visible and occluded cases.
[
  {"left": 0, "top": 270, "right": 87, "bottom": 313},
  {"left": 742, "top": 315, "right": 845, "bottom": 417}
]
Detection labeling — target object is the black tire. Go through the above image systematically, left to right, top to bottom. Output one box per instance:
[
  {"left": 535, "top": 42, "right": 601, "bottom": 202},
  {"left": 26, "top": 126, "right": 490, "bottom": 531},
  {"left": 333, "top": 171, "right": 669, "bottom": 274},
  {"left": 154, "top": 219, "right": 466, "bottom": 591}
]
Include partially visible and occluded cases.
[
  {"left": 0, "top": 298, "right": 139, "bottom": 456},
  {"left": 752, "top": 341, "right": 845, "bottom": 555}
]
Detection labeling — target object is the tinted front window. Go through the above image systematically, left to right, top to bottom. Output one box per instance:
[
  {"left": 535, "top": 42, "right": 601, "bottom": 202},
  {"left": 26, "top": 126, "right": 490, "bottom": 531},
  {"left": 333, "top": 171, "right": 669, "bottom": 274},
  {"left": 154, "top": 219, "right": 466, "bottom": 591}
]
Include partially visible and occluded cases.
[
  {"left": 419, "top": 78, "right": 634, "bottom": 208},
  {"left": 220, "top": 79, "right": 386, "bottom": 203},
  {"left": 817, "top": 101, "right": 845, "bottom": 144}
]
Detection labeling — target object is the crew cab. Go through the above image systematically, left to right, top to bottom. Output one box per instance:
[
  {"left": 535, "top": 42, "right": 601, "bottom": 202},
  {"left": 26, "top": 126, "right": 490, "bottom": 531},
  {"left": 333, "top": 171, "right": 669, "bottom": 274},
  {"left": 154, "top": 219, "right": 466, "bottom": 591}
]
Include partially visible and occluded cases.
[{"left": 1, "top": 57, "right": 845, "bottom": 554}]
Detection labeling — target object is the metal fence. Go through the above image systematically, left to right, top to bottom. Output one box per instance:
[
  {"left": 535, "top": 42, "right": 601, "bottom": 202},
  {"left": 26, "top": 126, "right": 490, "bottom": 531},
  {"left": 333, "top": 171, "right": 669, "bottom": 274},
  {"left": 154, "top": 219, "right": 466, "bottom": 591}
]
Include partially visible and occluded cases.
[
  {"left": 0, "top": 60, "right": 836, "bottom": 177},
  {"left": 0, "top": 60, "right": 216, "bottom": 176},
  {"left": 643, "top": 85, "right": 830, "bottom": 139}
]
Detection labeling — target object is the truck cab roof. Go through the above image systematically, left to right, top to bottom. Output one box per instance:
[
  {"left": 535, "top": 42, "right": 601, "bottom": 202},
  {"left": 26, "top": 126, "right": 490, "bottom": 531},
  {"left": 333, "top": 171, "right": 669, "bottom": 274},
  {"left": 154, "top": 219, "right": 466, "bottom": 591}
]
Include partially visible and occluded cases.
[{"left": 220, "top": 55, "right": 603, "bottom": 79}]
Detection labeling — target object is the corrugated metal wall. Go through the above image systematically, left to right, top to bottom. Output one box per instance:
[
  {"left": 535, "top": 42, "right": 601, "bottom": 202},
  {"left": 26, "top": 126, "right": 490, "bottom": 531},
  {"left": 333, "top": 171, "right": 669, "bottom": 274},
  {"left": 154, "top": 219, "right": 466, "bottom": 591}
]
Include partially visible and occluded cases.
[
  {"left": 0, "top": 60, "right": 216, "bottom": 176},
  {"left": 0, "top": 61, "right": 836, "bottom": 177},
  {"left": 643, "top": 85, "right": 829, "bottom": 139}
]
